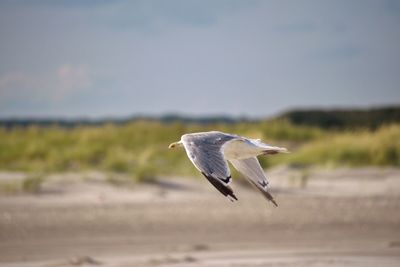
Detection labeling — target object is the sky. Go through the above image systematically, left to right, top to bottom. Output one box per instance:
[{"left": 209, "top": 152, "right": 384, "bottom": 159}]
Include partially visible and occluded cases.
[{"left": 0, "top": 0, "right": 399, "bottom": 119}]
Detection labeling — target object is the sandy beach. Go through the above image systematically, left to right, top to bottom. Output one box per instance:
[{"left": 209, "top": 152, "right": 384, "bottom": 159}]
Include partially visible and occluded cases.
[{"left": 1, "top": 167, "right": 400, "bottom": 267}]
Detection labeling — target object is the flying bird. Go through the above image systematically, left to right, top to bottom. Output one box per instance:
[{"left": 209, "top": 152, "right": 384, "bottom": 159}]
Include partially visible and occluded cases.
[{"left": 169, "top": 131, "right": 288, "bottom": 207}]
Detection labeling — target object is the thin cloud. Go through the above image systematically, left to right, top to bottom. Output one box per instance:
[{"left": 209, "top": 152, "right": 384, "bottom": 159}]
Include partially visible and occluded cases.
[
  {"left": 0, "top": 64, "right": 93, "bottom": 104},
  {"left": 57, "top": 64, "right": 92, "bottom": 99},
  {"left": 0, "top": 72, "right": 27, "bottom": 91}
]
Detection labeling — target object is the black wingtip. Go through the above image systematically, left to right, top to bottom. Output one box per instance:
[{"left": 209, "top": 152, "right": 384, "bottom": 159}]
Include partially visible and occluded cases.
[
  {"left": 201, "top": 172, "right": 238, "bottom": 202},
  {"left": 248, "top": 179, "right": 278, "bottom": 207},
  {"left": 264, "top": 190, "right": 278, "bottom": 207},
  {"left": 229, "top": 193, "right": 238, "bottom": 201},
  {"left": 270, "top": 198, "right": 278, "bottom": 207}
]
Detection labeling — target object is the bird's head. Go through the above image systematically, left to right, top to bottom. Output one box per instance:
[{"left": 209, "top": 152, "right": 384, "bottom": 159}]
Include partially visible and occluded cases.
[{"left": 168, "top": 141, "right": 183, "bottom": 149}]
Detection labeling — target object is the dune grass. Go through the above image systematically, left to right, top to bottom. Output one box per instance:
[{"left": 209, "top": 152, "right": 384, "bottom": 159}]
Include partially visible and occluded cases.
[
  {"left": 0, "top": 121, "right": 398, "bottom": 182},
  {"left": 266, "top": 124, "right": 400, "bottom": 168}
]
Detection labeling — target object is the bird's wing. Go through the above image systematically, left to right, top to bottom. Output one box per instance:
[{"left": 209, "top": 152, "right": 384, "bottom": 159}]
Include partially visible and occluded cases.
[
  {"left": 182, "top": 134, "right": 238, "bottom": 201},
  {"left": 229, "top": 157, "right": 278, "bottom": 206}
]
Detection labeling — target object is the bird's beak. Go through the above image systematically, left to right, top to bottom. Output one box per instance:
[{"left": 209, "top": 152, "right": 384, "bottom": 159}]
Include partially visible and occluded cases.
[{"left": 168, "top": 142, "right": 178, "bottom": 149}]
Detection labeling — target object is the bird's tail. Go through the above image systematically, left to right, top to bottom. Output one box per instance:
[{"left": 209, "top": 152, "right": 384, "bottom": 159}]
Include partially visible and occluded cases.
[{"left": 262, "top": 146, "right": 289, "bottom": 155}]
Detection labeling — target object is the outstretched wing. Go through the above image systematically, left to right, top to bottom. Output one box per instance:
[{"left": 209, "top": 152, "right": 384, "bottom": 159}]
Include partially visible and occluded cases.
[
  {"left": 182, "top": 133, "right": 238, "bottom": 201},
  {"left": 229, "top": 157, "right": 277, "bottom": 206}
]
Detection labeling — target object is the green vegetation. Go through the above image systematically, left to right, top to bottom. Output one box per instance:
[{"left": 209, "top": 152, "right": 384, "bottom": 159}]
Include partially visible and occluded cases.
[
  {"left": 280, "top": 106, "right": 400, "bottom": 129},
  {"left": 0, "top": 120, "right": 399, "bottom": 182},
  {"left": 268, "top": 124, "right": 400, "bottom": 167},
  {"left": 0, "top": 174, "right": 44, "bottom": 194},
  {"left": 22, "top": 174, "right": 44, "bottom": 193}
]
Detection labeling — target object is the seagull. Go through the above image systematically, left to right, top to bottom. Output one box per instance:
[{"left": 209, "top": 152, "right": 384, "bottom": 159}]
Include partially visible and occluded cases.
[{"left": 169, "top": 131, "right": 288, "bottom": 207}]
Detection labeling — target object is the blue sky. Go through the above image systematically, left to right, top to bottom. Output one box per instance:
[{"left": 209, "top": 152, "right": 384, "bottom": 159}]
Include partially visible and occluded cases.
[{"left": 0, "top": 0, "right": 399, "bottom": 118}]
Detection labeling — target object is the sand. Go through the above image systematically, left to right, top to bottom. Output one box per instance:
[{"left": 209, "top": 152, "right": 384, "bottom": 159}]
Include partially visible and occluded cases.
[{"left": 0, "top": 167, "right": 400, "bottom": 266}]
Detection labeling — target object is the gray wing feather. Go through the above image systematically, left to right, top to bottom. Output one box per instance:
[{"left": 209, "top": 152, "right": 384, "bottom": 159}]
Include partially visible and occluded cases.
[
  {"left": 182, "top": 132, "right": 238, "bottom": 201},
  {"left": 182, "top": 133, "right": 234, "bottom": 183},
  {"left": 230, "top": 157, "right": 278, "bottom": 206},
  {"left": 230, "top": 157, "right": 268, "bottom": 185}
]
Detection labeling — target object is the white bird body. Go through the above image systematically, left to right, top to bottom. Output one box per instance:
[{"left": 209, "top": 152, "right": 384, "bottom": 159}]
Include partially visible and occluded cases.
[
  {"left": 169, "top": 131, "right": 288, "bottom": 206},
  {"left": 223, "top": 138, "right": 287, "bottom": 160},
  {"left": 223, "top": 139, "right": 262, "bottom": 160}
]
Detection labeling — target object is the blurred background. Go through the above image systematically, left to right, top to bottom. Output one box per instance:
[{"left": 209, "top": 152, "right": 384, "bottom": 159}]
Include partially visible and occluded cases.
[{"left": 0, "top": 1, "right": 399, "bottom": 267}]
